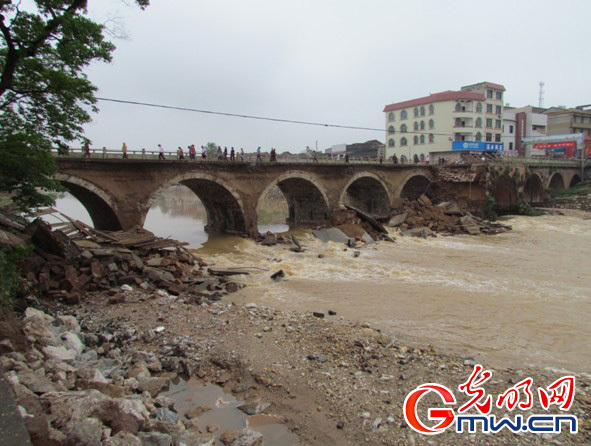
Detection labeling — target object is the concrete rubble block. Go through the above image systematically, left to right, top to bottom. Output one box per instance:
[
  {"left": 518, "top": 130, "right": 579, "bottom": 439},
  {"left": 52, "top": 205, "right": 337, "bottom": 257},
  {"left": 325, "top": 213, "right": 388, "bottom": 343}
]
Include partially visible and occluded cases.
[
  {"left": 387, "top": 213, "right": 407, "bottom": 227},
  {"left": 460, "top": 215, "right": 482, "bottom": 235},
  {"left": 55, "top": 315, "right": 81, "bottom": 334},
  {"left": 60, "top": 331, "right": 84, "bottom": 356},
  {"left": 43, "top": 345, "right": 78, "bottom": 362},
  {"left": 17, "top": 369, "right": 58, "bottom": 394},
  {"left": 137, "top": 376, "right": 171, "bottom": 397},
  {"left": 40, "top": 389, "right": 108, "bottom": 429},
  {"left": 92, "top": 397, "right": 150, "bottom": 435},
  {"left": 236, "top": 398, "right": 270, "bottom": 415},
  {"left": 64, "top": 416, "right": 103, "bottom": 446},
  {"left": 230, "top": 428, "right": 263, "bottom": 446},
  {"left": 104, "top": 431, "right": 143, "bottom": 446},
  {"left": 137, "top": 431, "right": 173, "bottom": 446}
]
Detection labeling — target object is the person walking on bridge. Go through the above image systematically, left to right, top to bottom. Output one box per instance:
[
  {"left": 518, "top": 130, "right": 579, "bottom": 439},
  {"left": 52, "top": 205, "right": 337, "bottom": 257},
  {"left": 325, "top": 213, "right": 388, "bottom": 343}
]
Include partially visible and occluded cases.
[
  {"left": 83, "top": 142, "right": 91, "bottom": 158},
  {"left": 122, "top": 142, "right": 128, "bottom": 159},
  {"left": 158, "top": 144, "right": 165, "bottom": 160},
  {"left": 189, "top": 145, "right": 196, "bottom": 160},
  {"left": 177, "top": 146, "right": 185, "bottom": 160},
  {"left": 256, "top": 146, "right": 262, "bottom": 164},
  {"left": 230, "top": 147, "right": 235, "bottom": 161},
  {"left": 240, "top": 148, "right": 245, "bottom": 161},
  {"left": 270, "top": 148, "right": 277, "bottom": 162},
  {"left": 392, "top": 153, "right": 398, "bottom": 164}
]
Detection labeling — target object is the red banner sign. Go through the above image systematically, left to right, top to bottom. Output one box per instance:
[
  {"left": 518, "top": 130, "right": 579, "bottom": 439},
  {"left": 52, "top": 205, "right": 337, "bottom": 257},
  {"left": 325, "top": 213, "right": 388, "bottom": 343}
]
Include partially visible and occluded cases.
[{"left": 533, "top": 141, "right": 577, "bottom": 150}]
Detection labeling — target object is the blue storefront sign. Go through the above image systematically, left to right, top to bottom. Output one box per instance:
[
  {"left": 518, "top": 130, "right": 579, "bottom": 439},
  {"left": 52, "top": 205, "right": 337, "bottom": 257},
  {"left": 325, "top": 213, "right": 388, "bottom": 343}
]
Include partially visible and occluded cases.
[{"left": 452, "top": 141, "right": 504, "bottom": 152}]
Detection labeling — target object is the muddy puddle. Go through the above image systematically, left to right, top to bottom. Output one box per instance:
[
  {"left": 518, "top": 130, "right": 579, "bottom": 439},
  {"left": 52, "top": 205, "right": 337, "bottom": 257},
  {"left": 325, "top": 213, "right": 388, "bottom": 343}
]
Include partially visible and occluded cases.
[{"left": 163, "top": 376, "right": 299, "bottom": 445}]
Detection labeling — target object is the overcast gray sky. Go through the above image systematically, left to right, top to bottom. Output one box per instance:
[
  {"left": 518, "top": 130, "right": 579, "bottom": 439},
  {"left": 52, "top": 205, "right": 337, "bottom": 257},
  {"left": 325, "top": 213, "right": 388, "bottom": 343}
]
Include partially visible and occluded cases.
[{"left": 84, "top": 0, "right": 591, "bottom": 153}]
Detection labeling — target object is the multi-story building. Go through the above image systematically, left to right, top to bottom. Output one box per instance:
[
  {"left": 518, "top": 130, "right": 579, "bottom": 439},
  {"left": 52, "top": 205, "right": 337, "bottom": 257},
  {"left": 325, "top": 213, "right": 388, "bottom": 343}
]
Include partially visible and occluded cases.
[
  {"left": 383, "top": 82, "right": 505, "bottom": 159},
  {"left": 544, "top": 105, "right": 591, "bottom": 137},
  {"left": 502, "top": 106, "right": 547, "bottom": 155}
]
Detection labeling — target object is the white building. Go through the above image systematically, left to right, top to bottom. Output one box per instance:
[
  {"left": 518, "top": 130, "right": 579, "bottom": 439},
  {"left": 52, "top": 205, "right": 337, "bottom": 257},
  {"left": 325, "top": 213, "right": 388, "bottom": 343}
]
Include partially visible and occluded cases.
[
  {"left": 383, "top": 82, "right": 505, "bottom": 160},
  {"left": 502, "top": 106, "right": 547, "bottom": 155}
]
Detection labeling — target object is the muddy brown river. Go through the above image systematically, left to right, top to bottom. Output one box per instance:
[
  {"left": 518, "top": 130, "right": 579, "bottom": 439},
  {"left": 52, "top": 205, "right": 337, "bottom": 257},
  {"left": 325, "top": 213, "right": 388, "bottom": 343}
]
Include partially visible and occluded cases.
[{"left": 51, "top": 188, "right": 591, "bottom": 374}]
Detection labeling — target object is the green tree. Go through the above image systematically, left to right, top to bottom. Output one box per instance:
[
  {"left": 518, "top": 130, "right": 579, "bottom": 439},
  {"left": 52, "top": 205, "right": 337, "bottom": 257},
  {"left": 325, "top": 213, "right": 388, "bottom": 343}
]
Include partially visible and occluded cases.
[
  {"left": 0, "top": 0, "right": 149, "bottom": 210},
  {"left": 205, "top": 142, "right": 219, "bottom": 156}
]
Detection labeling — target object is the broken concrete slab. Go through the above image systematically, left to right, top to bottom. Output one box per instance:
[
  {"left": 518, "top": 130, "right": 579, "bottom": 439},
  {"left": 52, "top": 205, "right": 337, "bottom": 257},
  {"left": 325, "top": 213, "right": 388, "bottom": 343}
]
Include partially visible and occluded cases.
[{"left": 312, "top": 228, "right": 350, "bottom": 244}]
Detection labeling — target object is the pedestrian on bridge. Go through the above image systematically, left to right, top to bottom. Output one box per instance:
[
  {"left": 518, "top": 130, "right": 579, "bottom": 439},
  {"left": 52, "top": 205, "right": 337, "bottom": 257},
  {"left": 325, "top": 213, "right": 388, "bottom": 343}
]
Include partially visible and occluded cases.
[
  {"left": 83, "top": 142, "right": 91, "bottom": 158},
  {"left": 122, "top": 142, "right": 128, "bottom": 159},
  {"left": 158, "top": 144, "right": 165, "bottom": 160},
  {"left": 189, "top": 145, "right": 196, "bottom": 160},
  {"left": 177, "top": 146, "right": 185, "bottom": 160},
  {"left": 201, "top": 146, "right": 207, "bottom": 159},
  {"left": 217, "top": 146, "right": 223, "bottom": 160},
  {"left": 256, "top": 146, "right": 262, "bottom": 163},
  {"left": 223, "top": 147, "right": 228, "bottom": 161},
  {"left": 230, "top": 147, "right": 235, "bottom": 161},
  {"left": 240, "top": 148, "right": 245, "bottom": 161},
  {"left": 270, "top": 148, "right": 277, "bottom": 162},
  {"left": 345, "top": 153, "right": 349, "bottom": 163},
  {"left": 392, "top": 153, "right": 398, "bottom": 164},
  {"left": 379, "top": 154, "right": 384, "bottom": 164}
]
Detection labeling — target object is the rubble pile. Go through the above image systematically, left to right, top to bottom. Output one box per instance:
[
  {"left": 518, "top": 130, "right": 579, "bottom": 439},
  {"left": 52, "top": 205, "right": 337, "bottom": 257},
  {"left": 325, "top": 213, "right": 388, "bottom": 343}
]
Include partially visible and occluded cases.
[
  {"left": 386, "top": 195, "right": 512, "bottom": 237},
  {"left": 1, "top": 212, "right": 241, "bottom": 306},
  {"left": 1, "top": 306, "right": 267, "bottom": 446}
]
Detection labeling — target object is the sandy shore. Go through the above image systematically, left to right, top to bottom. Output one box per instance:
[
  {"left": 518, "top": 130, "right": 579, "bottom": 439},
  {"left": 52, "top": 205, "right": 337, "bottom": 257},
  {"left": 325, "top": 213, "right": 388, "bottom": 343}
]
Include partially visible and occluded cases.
[{"left": 51, "top": 286, "right": 591, "bottom": 445}]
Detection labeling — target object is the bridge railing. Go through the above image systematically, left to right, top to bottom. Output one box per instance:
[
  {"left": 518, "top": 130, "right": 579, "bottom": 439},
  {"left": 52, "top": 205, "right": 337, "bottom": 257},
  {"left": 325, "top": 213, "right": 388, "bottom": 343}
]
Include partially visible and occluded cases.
[{"left": 51, "top": 148, "right": 585, "bottom": 168}]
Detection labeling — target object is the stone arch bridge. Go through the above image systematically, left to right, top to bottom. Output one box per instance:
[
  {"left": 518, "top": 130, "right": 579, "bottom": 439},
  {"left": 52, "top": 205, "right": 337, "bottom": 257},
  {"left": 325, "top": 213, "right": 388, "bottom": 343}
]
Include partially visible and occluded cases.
[{"left": 54, "top": 158, "right": 585, "bottom": 236}]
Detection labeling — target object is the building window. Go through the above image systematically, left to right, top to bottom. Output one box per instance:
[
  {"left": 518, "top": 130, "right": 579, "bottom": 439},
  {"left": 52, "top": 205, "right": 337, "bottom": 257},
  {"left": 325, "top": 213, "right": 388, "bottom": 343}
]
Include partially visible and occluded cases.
[
  {"left": 487, "top": 90, "right": 493, "bottom": 99},
  {"left": 496, "top": 91, "right": 503, "bottom": 100},
  {"left": 455, "top": 102, "right": 462, "bottom": 112},
  {"left": 476, "top": 102, "right": 483, "bottom": 113},
  {"left": 429, "top": 104, "right": 434, "bottom": 115},
  {"left": 486, "top": 104, "right": 493, "bottom": 113},
  {"left": 496, "top": 105, "right": 502, "bottom": 114},
  {"left": 420, "top": 106, "right": 425, "bottom": 116},
  {"left": 414, "top": 107, "right": 419, "bottom": 117},
  {"left": 400, "top": 110, "right": 408, "bottom": 120},
  {"left": 388, "top": 112, "right": 395, "bottom": 121},
  {"left": 455, "top": 117, "right": 462, "bottom": 127},
  {"left": 475, "top": 117, "right": 482, "bottom": 128},
  {"left": 486, "top": 118, "right": 493, "bottom": 128},
  {"left": 495, "top": 119, "right": 502, "bottom": 129},
  {"left": 420, "top": 120, "right": 425, "bottom": 130},
  {"left": 413, "top": 122, "right": 418, "bottom": 131},
  {"left": 401, "top": 123, "right": 407, "bottom": 133},
  {"left": 388, "top": 125, "right": 395, "bottom": 134},
  {"left": 509, "top": 125, "right": 514, "bottom": 134},
  {"left": 476, "top": 132, "right": 482, "bottom": 141},
  {"left": 429, "top": 133, "right": 434, "bottom": 143},
  {"left": 486, "top": 133, "right": 493, "bottom": 142},
  {"left": 495, "top": 133, "right": 501, "bottom": 142},
  {"left": 419, "top": 134, "right": 425, "bottom": 144},
  {"left": 413, "top": 135, "right": 419, "bottom": 145},
  {"left": 401, "top": 137, "right": 407, "bottom": 146},
  {"left": 388, "top": 138, "right": 395, "bottom": 147},
  {"left": 509, "top": 142, "right": 513, "bottom": 150}
]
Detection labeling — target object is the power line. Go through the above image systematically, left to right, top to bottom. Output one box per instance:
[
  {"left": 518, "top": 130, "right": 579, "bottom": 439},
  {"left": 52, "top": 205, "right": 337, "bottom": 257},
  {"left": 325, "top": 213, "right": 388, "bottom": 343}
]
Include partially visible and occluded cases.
[{"left": 95, "top": 97, "right": 466, "bottom": 138}]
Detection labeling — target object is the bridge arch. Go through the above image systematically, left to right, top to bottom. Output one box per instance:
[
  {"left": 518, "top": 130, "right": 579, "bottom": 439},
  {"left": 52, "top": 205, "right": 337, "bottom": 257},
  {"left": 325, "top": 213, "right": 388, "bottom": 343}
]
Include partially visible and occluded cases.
[
  {"left": 257, "top": 171, "right": 330, "bottom": 225},
  {"left": 339, "top": 172, "right": 391, "bottom": 217},
  {"left": 548, "top": 172, "right": 566, "bottom": 191},
  {"left": 149, "top": 173, "right": 247, "bottom": 234},
  {"left": 523, "top": 173, "right": 545, "bottom": 204},
  {"left": 53, "top": 174, "right": 122, "bottom": 231},
  {"left": 398, "top": 174, "right": 434, "bottom": 200},
  {"left": 492, "top": 174, "right": 518, "bottom": 208},
  {"left": 569, "top": 174, "right": 581, "bottom": 187}
]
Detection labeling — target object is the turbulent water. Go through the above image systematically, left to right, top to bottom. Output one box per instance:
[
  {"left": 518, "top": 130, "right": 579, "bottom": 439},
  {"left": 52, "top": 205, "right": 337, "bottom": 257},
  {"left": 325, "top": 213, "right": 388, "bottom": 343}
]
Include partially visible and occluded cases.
[{"left": 50, "top": 190, "right": 591, "bottom": 374}]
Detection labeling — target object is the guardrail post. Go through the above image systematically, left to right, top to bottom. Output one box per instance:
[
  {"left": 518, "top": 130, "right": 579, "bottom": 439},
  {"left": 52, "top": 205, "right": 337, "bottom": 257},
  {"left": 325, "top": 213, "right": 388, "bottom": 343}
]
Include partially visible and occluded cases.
[{"left": 102, "top": 147, "right": 106, "bottom": 159}]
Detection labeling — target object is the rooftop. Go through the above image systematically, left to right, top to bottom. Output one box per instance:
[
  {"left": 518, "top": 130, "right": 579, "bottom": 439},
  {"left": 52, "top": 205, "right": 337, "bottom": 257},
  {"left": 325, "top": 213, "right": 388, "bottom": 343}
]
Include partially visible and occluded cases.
[{"left": 383, "top": 90, "right": 485, "bottom": 113}]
